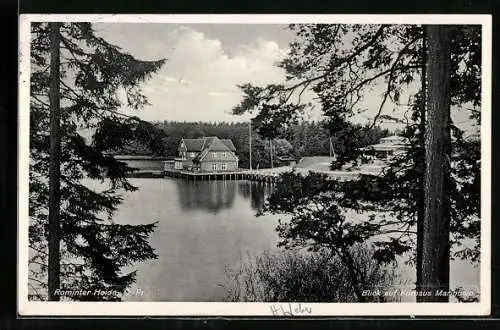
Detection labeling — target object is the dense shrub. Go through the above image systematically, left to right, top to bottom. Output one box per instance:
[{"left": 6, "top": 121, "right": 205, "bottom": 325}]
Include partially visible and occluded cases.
[{"left": 223, "top": 245, "right": 402, "bottom": 302}]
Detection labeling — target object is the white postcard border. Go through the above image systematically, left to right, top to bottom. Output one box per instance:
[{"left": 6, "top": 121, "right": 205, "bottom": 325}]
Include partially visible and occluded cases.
[{"left": 17, "top": 13, "right": 492, "bottom": 317}]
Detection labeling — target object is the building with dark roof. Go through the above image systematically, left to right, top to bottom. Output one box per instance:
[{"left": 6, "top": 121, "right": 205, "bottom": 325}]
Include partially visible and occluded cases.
[
  {"left": 368, "top": 135, "right": 410, "bottom": 159},
  {"left": 173, "top": 137, "right": 238, "bottom": 172}
]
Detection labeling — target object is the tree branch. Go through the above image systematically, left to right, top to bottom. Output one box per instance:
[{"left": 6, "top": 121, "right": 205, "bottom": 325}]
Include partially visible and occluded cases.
[
  {"left": 278, "top": 26, "right": 389, "bottom": 98},
  {"left": 370, "top": 36, "right": 422, "bottom": 128},
  {"left": 342, "top": 65, "right": 420, "bottom": 100},
  {"left": 29, "top": 276, "right": 48, "bottom": 287},
  {"left": 28, "top": 282, "right": 45, "bottom": 300}
]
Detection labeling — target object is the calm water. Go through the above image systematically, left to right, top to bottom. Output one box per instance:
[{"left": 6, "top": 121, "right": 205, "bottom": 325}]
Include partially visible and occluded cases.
[
  {"left": 114, "top": 178, "right": 480, "bottom": 302},
  {"left": 116, "top": 178, "right": 280, "bottom": 301}
]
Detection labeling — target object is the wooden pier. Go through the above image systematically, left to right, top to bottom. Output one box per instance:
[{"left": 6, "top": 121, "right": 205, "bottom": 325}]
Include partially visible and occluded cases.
[
  {"left": 129, "top": 166, "right": 380, "bottom": 183},
  {"left": 162, "top": 167, "right": 377, "bottom": 183},
  {"left": 163, "top": 169, "right": 281, "bottom": 183},
  {"left": 127, "top": 170, "right": 164, "bottom": 178}
]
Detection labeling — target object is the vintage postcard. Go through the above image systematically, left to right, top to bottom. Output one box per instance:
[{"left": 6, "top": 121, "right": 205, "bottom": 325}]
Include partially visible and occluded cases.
[{"left": 18, "top": 14, "right": 491, "bottom": 316}]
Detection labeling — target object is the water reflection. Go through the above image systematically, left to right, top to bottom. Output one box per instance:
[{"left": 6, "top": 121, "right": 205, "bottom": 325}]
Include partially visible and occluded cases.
[
  {"left": 174, "top": 179, "right": 275, "bottom": 214},
  {"left": 175, "top": 179, "right": 237, "bottom": 214},
  {"left": 237, "top": 181, "right": 275, "bottom": 212}
]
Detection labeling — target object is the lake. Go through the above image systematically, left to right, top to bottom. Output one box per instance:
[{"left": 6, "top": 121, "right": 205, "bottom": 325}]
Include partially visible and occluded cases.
[
  {"left": 115, "top": 178, "right": 480, "bottom": 302},
  {"left": 117, "top": 178, "right": 280, "bottom": 301}
]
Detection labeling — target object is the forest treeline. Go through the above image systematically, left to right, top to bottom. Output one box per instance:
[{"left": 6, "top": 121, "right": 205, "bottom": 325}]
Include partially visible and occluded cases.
[{"left": 121, "top": 120, "right": 393, "bottom": 169}]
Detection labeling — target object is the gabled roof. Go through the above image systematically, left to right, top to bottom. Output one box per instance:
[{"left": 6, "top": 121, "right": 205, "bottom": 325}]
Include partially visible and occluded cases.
[
  {"left": 379, "top": 135, "right": 410, "bottom": 145},
  {"left": 180, "top": 136, "right": 236, "bottom": 152},
  {"left": 206, "top": 137, "right": 232, "bottom": 152},
  {"left": 181, "top": 139, "right": 205, "bottom": 151},
  {"left": 220, "top": 139, "right": 236, "bottom": 151},
  {"left": 371, "top": 143, "right": 409, "bottom": 151}
]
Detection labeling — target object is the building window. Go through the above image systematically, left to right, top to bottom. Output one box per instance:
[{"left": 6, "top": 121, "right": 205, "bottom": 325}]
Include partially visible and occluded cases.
[
  {"left": 190, "top": 152, "right": 195, "bottom": 157},
  {"left": 213, "top": 152, "right": 217, "bottom": 158},
  {"left": 222, "top": 152, "right": 227, "bottom": 158},
  {"left": 212, "top": 163, "right": 217, "bottom": 171},
  {"left": 221, "top": 163, "right": 228, "bottom": 170}
]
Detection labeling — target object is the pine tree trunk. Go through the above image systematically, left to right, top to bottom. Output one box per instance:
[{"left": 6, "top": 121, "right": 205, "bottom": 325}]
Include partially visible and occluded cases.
[
  {"left": 47, "top": 22, "right": 62, "bottom": 301},
  {"left": 421, "top": 25, "right": 452, "bottom": 302},
  {"left": 416, "top": 27, "right": 427, "bottom": 302}
]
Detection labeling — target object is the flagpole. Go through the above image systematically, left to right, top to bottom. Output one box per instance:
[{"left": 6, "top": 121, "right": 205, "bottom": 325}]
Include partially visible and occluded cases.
[
  {"left": 249, "top": 120, "right": 252, "bottom": 170},
  {"left": 270, "top": 140, "right": 274, "bottom": 168}
]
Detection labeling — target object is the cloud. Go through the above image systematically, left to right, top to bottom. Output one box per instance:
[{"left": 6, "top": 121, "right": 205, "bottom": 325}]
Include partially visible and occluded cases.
[
  {"left": 120, "top": 26, "right": 290, "bottom": 122},
  {"left": 234, "top": 38, "right": 287, "bottom": 63},
  {"left": 162, "top": 76, "right": 179, "bottom": 83},
  {"left": 208, "top": 91, "right": 232, "bottom": 97}
]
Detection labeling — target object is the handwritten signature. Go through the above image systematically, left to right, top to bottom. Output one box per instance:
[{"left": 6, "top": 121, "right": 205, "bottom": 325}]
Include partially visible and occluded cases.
[{"left": 269, "top": 303, "right": 312, "bottom": 316}]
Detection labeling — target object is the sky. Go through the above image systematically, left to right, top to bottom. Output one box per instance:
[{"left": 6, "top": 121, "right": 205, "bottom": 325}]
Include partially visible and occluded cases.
[
  {"left": 92, "top": 23, "right": 478, "bottom": 135},
  {"left": 95, "top": 23, "right": 296, "bottom": 123}
]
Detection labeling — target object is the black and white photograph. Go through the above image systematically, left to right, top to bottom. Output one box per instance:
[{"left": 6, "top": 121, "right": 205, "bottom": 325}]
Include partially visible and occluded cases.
[{"left": 18, "top": 14, "right": 491, "bottom": 316}]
